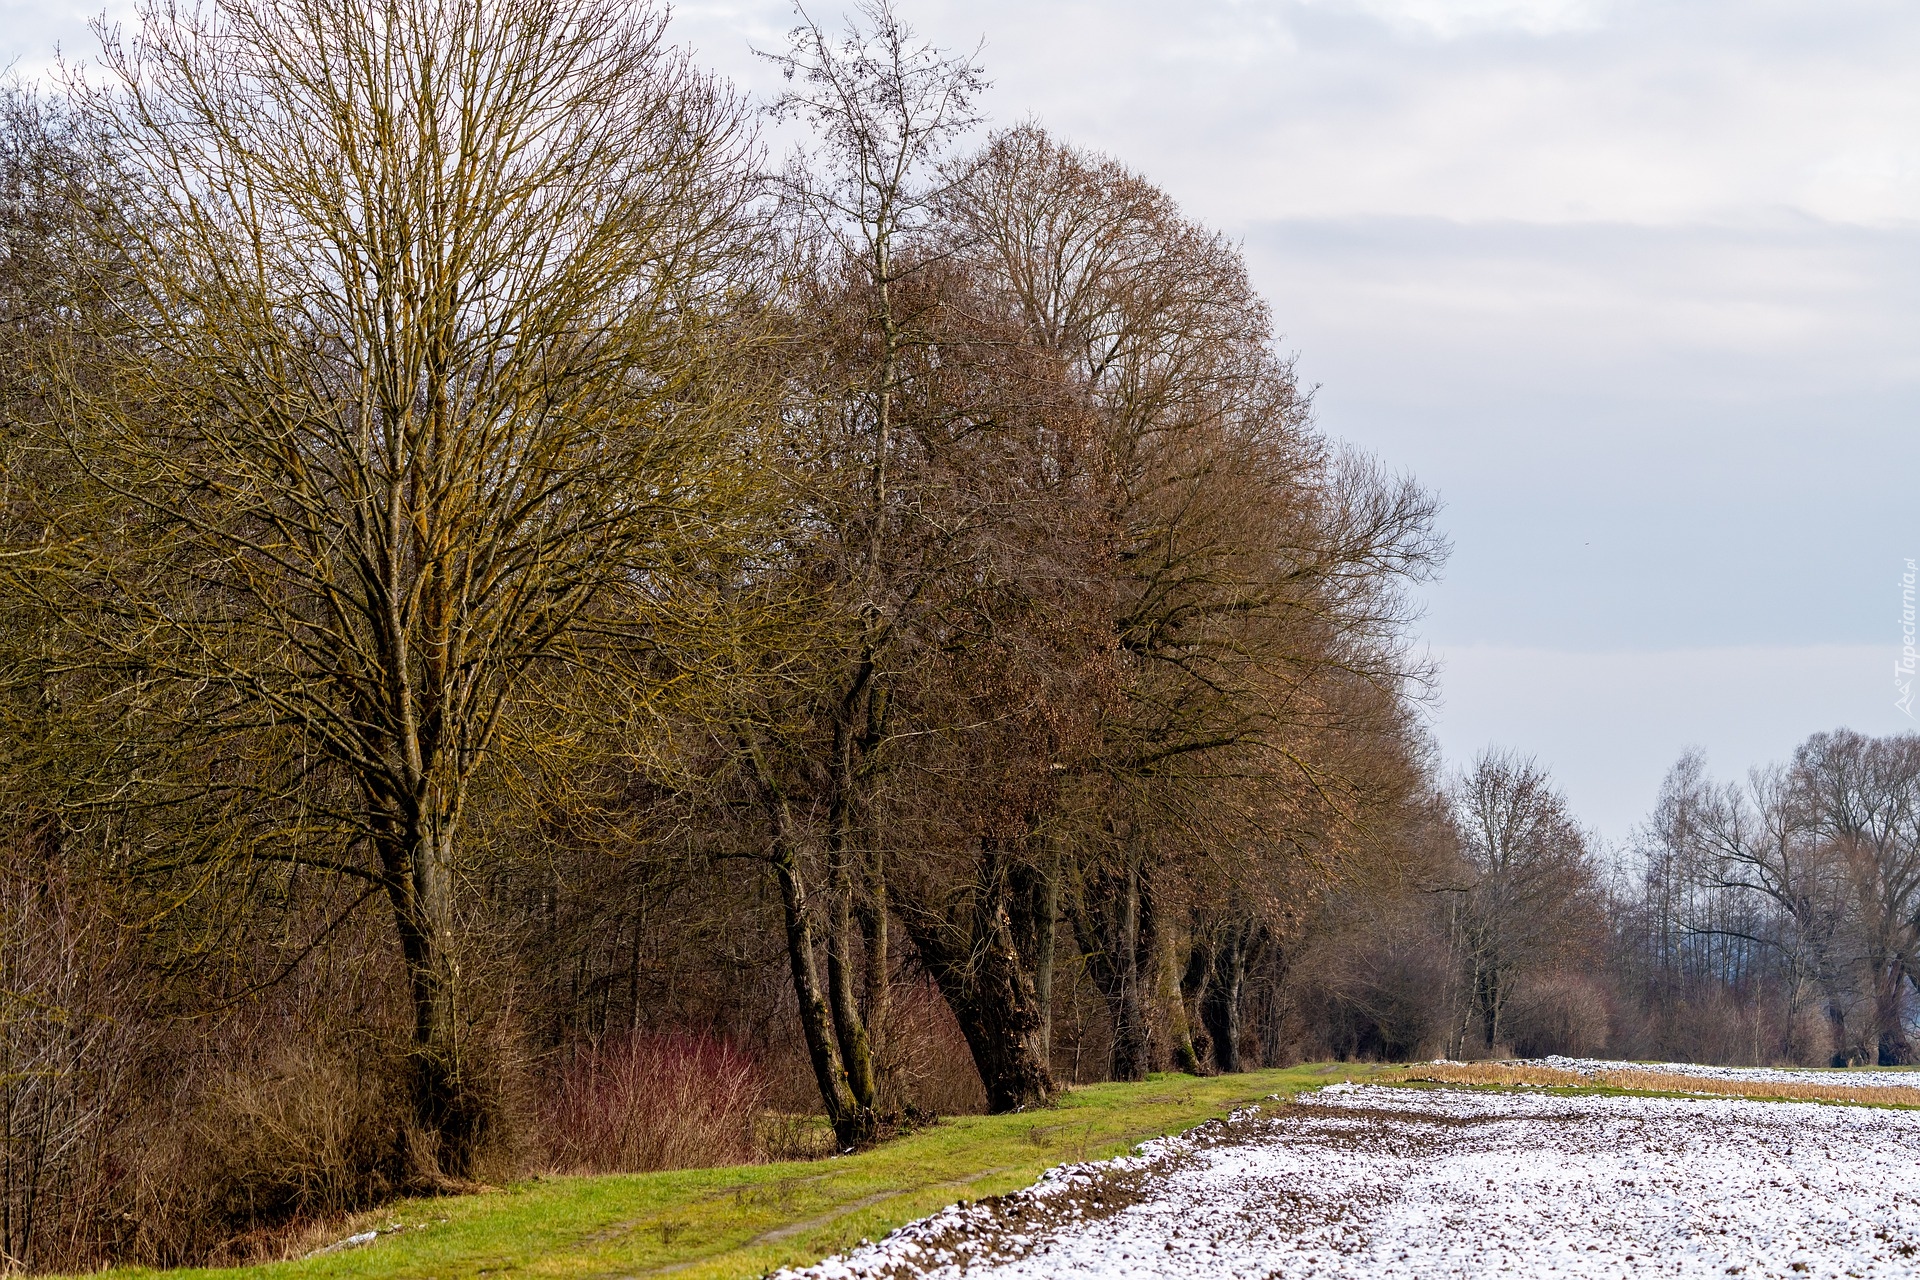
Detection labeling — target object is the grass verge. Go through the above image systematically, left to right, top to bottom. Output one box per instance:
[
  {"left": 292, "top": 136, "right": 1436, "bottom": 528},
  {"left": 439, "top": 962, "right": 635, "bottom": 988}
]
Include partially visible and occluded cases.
[{"left": 102, "top": 1064, "right": 1387, "bottom": 1280}]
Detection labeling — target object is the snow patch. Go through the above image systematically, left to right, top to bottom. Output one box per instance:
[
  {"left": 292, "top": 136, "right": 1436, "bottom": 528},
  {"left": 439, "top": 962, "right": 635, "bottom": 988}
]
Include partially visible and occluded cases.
[{"left": 777, "top": 1083, "right": 1920, "bottom": 1278}]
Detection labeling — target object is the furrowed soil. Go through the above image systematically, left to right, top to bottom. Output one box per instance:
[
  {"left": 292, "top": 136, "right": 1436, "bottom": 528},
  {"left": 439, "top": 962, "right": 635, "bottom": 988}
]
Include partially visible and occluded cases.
[{"left": 779, "top": 1081, "right": 1920, "bottom": 1279}]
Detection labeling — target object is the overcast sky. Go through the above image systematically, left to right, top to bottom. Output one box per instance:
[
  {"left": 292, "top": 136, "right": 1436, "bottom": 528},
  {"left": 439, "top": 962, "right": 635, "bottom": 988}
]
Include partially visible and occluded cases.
[{"left": 8, "top": 0, "right": 1916, "bottom": 848}]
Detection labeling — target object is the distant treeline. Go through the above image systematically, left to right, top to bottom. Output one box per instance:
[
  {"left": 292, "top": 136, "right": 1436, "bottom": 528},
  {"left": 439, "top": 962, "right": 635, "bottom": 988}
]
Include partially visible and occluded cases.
[
  {"left": 0, "top": 0, "right": 1905, "bottom": 1270},
  {"left": 1304, "top": 730, "right": 1920, "bottom": 1078}
]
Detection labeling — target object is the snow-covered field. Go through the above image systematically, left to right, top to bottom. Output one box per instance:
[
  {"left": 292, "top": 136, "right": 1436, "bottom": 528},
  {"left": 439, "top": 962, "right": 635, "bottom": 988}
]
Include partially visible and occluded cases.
[
  {"left": 1541, "top": 1055, "right": 1920, "bottom": 1089},
  {"left": 780, "top": 1082, "right": 1920, "bottom": 1279}
]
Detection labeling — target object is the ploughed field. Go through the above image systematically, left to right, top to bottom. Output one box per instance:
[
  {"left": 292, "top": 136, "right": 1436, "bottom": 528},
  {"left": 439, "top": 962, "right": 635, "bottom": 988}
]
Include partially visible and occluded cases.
[{"left": 778, "top": 1070, "right": 1920, "bottom": 1279}]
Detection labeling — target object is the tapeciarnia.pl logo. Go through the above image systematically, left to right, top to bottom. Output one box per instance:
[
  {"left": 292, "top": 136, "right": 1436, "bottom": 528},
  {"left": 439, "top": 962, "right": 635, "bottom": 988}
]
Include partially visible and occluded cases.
[{"left": 1900, "top": 558, "right": 1917, "bottom": 718}]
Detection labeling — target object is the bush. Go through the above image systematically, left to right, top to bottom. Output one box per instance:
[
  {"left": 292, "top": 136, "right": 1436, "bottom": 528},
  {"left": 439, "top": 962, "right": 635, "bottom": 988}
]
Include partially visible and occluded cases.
[
  {"left": 0, "top": 865, "right": 138, "bottom": 1272},
  {"left": 1284, "top": 904, "right": 1449, "bottom": 1063},
  {"left": 1504, "top": 972, "right": 1610, "bottom": 1058},
  {"left": 878, "top": 979, "right": 987, "bottom": 1117},
  {"left": 541, "top": 1031, "right": 766, "bottom": 1174},
  {"left": 126, "top": 1036, "right": 408, "bottom": 1267}
]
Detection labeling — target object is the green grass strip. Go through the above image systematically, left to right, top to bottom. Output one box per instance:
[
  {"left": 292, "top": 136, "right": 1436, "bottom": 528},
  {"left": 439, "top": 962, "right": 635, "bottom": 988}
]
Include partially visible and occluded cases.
[{"left": 103, "top": 1064, "right": 1386, "bottom": 1280}]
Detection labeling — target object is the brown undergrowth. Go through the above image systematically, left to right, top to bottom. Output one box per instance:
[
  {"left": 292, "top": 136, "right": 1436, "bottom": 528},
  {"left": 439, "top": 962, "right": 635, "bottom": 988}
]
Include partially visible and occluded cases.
[{"left": 1399, "top": 1061, "right": 1920, "bottom": 1108}]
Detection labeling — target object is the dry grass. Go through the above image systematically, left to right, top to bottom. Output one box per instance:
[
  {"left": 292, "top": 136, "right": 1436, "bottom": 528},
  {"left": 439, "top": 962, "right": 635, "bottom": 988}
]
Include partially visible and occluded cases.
[
  {"left": 1398, "top": 1061, "right": 1920, "bottom": 1108},
  {"left": 1398, "top": 1062, "right": 1588, "bottom": 1089}
]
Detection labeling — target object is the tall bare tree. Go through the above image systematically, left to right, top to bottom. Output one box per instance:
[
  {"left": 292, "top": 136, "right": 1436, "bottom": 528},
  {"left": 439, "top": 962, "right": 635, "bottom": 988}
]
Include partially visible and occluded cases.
[
  {"left": 25, "top": 0, "right": 762, "bottom": 1179},
  {"left": 740, "top": 0, "right": 994, "bottom": 1136},
  {"left": 944, "top": 126, "right": 1443, "bottom": 1080},
  {"left": 1792, "top": 730, "right": 1920, "bottom": 1064},
  {"left": 1646, "top": 748, "right": 1872, "bottom": 1062},
  {"left": 1444, "top": 749, "right": 1600, "bottom": 1055}
]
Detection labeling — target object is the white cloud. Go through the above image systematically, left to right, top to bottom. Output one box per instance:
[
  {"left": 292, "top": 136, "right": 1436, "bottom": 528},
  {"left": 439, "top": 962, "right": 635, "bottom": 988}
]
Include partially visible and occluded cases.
[
  {"left": 870, "top": 0, "right": 1920, "bottom": 230},
  {"left": 1298, "top": 0, "right": 1613, "bottom": 39},
  {"left": 31, "top": 3, "right": 1918, "bottom": 228}
]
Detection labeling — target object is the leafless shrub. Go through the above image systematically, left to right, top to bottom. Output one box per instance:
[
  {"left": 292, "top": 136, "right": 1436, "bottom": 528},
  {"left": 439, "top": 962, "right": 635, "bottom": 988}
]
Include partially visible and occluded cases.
[
  {"left": 0, "top": 866, "right": 135, "bottom": 1273},
  {"left": 1283, "top": 898, "right": 1450, "bottom": 1063},
  {"left": 1503, "top": 973, "right": 1611, "bottom": 1058},
  {"left": 878, "top": 978, "right": 988, "bottom": 1117},
  {"left": 1618, "top": 984, "right": 1788, "bottom": 1067},
  {"left": 540, "top": 1032, "right": 766, "bottom": 1174},
  {"left": 123, "top": 1037, "right": 406, "bottom": 1267},
  {"left": 1400, "top": 1062, "right": 1586, "bottom": 1088},
  {"left": 1588, "top": 1066, "right": 1920, "bottom": 1107},
  {"left": 754, "top": 1113, "right": 836, "bottom": 1163}
]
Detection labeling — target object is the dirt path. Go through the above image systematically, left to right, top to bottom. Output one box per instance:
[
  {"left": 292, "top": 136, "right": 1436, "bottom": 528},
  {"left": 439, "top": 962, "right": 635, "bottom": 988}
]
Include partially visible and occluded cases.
[{"left": 777, "top": 1083, "right": 1920, "bottom": 1279}]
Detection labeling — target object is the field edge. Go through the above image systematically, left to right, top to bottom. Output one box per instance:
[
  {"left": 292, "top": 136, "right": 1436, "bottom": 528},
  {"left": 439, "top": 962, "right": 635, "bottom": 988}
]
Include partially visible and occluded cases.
[{"left": 89, "top": 1064, "right": 1390, "bottom": 1280}]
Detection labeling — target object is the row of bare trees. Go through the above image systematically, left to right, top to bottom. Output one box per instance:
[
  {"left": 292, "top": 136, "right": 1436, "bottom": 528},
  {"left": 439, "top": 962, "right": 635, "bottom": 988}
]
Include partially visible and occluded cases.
[
  {"left": 0, "top": 0, "right": 1464, "bottom": 1262},
  {"left": 21, "top": 0, "right": 1900, "bottom": 1267},
  {"left": 1298, "top": 729, "right": 1920, "bottom": 1074},
  {"left": 1626, "top": 731, "right": 1920, "bottom": 1067},
  {"left": 1278, "top": 748, "right": 1610, "bottom": 1064}
]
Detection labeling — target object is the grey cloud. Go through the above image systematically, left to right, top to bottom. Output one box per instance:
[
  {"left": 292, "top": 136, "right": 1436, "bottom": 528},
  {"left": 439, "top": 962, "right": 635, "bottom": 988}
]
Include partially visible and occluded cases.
[{"left": 1236, "top": 216, "right": 1920, "bottom": 650}]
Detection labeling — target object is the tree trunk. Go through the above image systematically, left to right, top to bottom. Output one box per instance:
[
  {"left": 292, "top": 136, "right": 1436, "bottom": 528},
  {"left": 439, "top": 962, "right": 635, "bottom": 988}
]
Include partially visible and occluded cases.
[
  {"left": 822, "top": 663, "right": 884, "bottom": 1122},
  {"left": 745, "top": 733, "right": 871, "bottom": 1145},
  {"left": 378, "top": 818, "right": 482, "bottom": 1184},
  {"left": 771, "top": 832, "right": 867, "bottom": 1145},
  {"left": 824, "top": 838, "right": 878, "bottom": 1114},
  {"left": 1009, "top": 838, "right": 1059, "bottom": 1064},
  {"left": 902, "top": 839, "right": 1055, "bottom": 1112},
  {"left": 858, "top": 845, "right": 891, "bottom": 1089},
  {"left": 1078, "top": 858, "right": 1153, "bottom": 1082},
  {"left": 1033, "top": 861, "right": 1058, "bottom": 1063},
  {"left": 905, "top": 903, "right": 1054, "bottom": 1112},
  {"left": 1163, "top": 915, "right": 1202, "bottom": 1075},
  {"left": 1180, "top": 925, "right": 1217, "bottom": 1071},
  {"left": 1201, "top": 925, "right": 1247, "bottom": 1073},
  {"left": 1872, "top": 953, "right": 1912, "bottom": 1066},
  {"left": 1481, "top": 963, "right": 1506, "bottom": 1052},
  {"left": 1826, "top": 1001, "right": 1857, "bottom": 1067}
]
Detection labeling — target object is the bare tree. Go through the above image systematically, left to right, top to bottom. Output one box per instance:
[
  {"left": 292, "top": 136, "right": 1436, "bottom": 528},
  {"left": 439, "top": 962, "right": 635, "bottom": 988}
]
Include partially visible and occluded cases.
[
  {"left": 28, "top": 0, "right": 763, "bottom": 1180},
  {"left": 740, "top": 0, "right": 1001, "bottom": 1136},
  {"left": 944, "top": 126, "right": 1443, "bottom": 1080},
  {"left": 1792, "top": 731, "right": 1920, "bottom": 1064},
  {"left": 1646, "top": 749, "right": 1870, "bottom": 1062},
  {"left": 1444, "top": 750, "right": 1599, "bottom": 1055}
]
